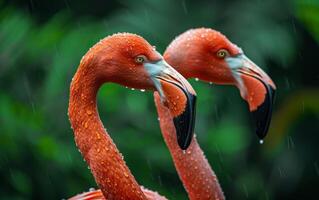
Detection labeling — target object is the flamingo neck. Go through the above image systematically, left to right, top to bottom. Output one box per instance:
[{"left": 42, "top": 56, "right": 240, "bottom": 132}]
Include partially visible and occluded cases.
[
  {"left": 68, "top": 65, "right": 147, "bottom": 200},
  {"left": 154, "top": 93, "right": 225, "bottom": 200}
]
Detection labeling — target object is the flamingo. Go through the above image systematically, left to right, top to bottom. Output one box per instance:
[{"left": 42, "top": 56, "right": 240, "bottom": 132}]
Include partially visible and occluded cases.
[
  {"left": 69, "top": 28, "right": 276, "bottom": 200},
  {"left": 153, "top": 28, "right": 276, "bottom": 200},
  {"left": 67, "top": 33, "right": 196, "bottom": 200}
]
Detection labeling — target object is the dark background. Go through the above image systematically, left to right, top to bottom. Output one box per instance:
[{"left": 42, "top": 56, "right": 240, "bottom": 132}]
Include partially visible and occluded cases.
[{"left": 1, "top": 0, "right": 319, "bottom": 199}]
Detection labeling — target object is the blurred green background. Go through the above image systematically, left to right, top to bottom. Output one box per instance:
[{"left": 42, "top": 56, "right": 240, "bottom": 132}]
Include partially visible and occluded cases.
[{"left": 1, "top": 0, "right": 319, "bottom": 199}]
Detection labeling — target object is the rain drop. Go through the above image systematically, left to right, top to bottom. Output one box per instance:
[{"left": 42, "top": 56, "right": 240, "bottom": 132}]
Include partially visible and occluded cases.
[
  {"left": 195, "top": 78, "right": 199, "bottom": 81},
  {"left": 209, "top": 82, "right": 213, "bottom": 85},
  {"left": 131, "top": 88, "right": 135, "bottom": 91},
  {"left": 140, "top": 89, "right": 145, "bottom": 92},
  {"left": 86, "top": 110, "right": 92, "bottom": 115},
  {"left": 95, "top": 131, "right": 101, "bottom": 139},
  {"left": 259, "top": 140, "right": 264, "bottom": 144},
  {"left": 314, "top": 162, "right": 319, "bottom": 176},
  {"left": 89, "top": 187, "right": 95, "bottom": 192}
]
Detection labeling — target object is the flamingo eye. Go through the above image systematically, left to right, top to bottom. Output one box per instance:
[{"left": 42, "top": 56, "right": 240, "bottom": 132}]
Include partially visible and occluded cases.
[
  {"left": 216, "top": 49, "right": 229, "bottom": 58},
  {"left": 135, "top": 55, "right": 147, "bottom": 63}
]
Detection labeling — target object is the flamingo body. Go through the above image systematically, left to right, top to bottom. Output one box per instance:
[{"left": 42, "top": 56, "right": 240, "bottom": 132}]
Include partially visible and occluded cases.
[{"left": 69, "top": 188, "right": 167, "bottom": 200}]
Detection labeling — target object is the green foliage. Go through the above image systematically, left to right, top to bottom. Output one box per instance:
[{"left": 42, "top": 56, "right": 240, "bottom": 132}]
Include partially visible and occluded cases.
[
  {"left": 0, "top": 0, "right": 318, "bottom": 199},
  {"left": 295, "top": 0, "right": 319, "bottom": 42}
]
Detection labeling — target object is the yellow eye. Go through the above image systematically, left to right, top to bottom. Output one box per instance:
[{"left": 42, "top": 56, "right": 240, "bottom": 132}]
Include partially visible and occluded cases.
[
  {"left": 216, "top": 49, "right": 229, "bottom": 58},
  {"left": 135, "top": 55, "right": 147, "bottom": 63}
]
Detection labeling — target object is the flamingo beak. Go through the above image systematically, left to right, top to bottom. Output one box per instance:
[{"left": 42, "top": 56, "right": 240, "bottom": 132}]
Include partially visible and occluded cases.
[
  {"left": 226, "top": 54, "right": 276, "bottom": 140},
  {"left": 144, "top": 59, "right": 197, "bottom": 150}
]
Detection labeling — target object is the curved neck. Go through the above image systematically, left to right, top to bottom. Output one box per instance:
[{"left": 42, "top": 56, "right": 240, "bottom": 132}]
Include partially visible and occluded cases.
[
  {"left": 68, "top": 65, "right": 147, "bottom": 200},
  {"left": 154, "top": 93, "right": 225, "bottom": 200}
]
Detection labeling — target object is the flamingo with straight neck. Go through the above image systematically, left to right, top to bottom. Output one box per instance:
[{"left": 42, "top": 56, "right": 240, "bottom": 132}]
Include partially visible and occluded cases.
[
  {"left": 153, "top": 28, "right": 276, "bottom": 200},
  {"left": 68, "top": 33, "right": 196, "bottom": 200}
]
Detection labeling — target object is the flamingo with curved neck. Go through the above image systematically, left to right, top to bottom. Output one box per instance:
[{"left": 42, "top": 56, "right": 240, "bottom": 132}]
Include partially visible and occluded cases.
[
  {"left": 69, "top": 28, "right": 276, "bottom": 200},
  {"left": 68, "top": 33, "right": 196, "bottom": 200}
]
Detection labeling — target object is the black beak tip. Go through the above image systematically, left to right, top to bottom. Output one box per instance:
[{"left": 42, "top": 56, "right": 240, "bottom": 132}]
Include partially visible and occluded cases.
[
  {"left": 251, "top": 85, "right": 276, "bottom": 140},
  {"left": 173, "top": 94, "right": 196, "bottom": 150},
  {"left": 174, "top": 120, "right": 193, "bottom": 150}
]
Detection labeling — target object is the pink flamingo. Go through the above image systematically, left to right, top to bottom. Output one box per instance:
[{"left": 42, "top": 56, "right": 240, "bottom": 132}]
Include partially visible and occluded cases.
[{"left": 68, "top": 33, "right": 196, "bottom": 200}]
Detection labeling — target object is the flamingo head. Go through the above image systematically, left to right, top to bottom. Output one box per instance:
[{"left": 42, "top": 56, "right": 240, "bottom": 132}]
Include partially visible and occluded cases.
[
  {"left": 164, "top": 28, "right": 276, "bottom": 140},
  {"left": 82, "top": 33, "right": 196, "bottom": 149}
]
